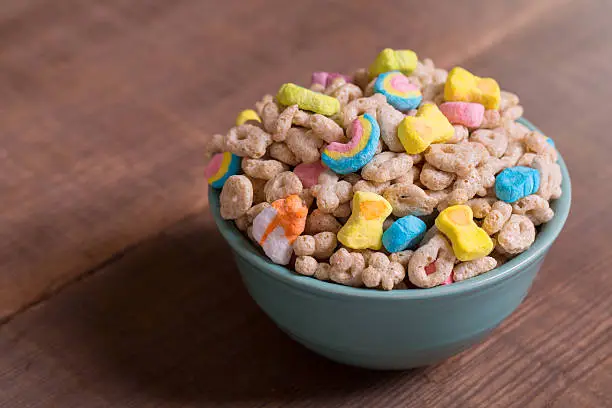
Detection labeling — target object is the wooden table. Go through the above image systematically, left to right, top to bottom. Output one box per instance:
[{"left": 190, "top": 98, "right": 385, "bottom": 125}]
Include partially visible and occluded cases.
[{"left": 1, "top": 0, "right": 610, "bottom": 406}]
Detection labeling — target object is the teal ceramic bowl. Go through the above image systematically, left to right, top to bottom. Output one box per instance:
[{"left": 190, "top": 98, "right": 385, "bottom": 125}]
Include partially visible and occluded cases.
[{"left": 209, "top": 119, "right": 571, "bottom": 370}]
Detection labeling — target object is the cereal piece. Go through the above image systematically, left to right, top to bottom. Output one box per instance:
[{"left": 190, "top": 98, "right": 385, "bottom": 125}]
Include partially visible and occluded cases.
[
  {"left": 369, "top": 48, "right": 418, "bottom": 77},
  {"left": 353, "top": 67, "right": 370, "bottom": 91},
  {"left": 444, "top": 67, "right": 501, "bottom": 110},
  {"left": 311, "top": 71, "right": 352, "bottom": 88},
  {"left": 373, "top": 71, "right": 422, "bottom": 111},
  {"left": 277, "top": 83, "right": 340, "bottom": 116},
  {"left": 330, "top": 83, "right": 364, "bottom": 106},
  {"left": 500, "top": 91, "right": 519, "bottom": 111},
  {"left": 254, "top": 94, "right": 274, "bottom": 116},
  {"left": 341, "top": 95, "right": 384, "bottom": 128},
  {"left": 260, "top": 100, "right": 280, "bottom": 133},
  {"left": 377, "top": 101, "right": 405, "bottom": 152},
  {"left": 439, "top": 102, "right": 485, "bottom": 128},
  {"left": 397, "top": 103, "right": 455, "bottom": 154},
  {"left": 273, "top": 104, "right": 299, "bottom": 142},
  {"left": 502, "top": 105, "right": 524, "bottom": 121},
  {"left": 236, "top": 109, "right": 261, "bottom": 126},
  {"left": 480, "top": 109, "right": 501, "bottom": 129},
  {"left": 321, "top": 113, "right": 380, "bottom": 174},
  {"left": 310, "top": 114, "right": 346, "bottom": 143},
  {"left": 503, "top": 119, "right": 530, "bottom": 142},
  {"left": 226, "top": 124, "right": 273, "bottom": 158},
  {"left": 446, "top": 125, "right": 469, "bottom": 144},
  {"left": 285, "top": 127, "right": 324, "bottom": 163},
  {"left": 469, "top": 128, "right": 509, "bottom": 158},
  {"left": 524, "top": 131, "right": 558, "bottom": 162},
  {"left": 205, "top": 134, "right": 226, "bottom": 157},
  {"left": 501, "top": 140, "right": 526, "bottom": 167},
  {"left": 269, "top": 142, "right": 300, "bottom": 166},
  {"left": 425, "top": 143, "right": 487, "bottom": 177},
  {"left": 205, "top": 152, "right": 242, "bottom": 189},
  {"left": 362, "top": 152, "right": 413, "bottom": 182},
  {"left": 517, "top": 152, "right": 537, "bottom": 167},
  {"left": 530, "top": 155, "right": 562, "bottom": 201},
  {"left": 241, "top": 158, "right": 288, "bottom": 180},
  {"left": 293, "top": 161, "right": 326, "bottom": 188},
  {"left": 420, "top": 162, "right": 456, "bottom": 191},
  {"left": 392, "top": 165, "right": 420, "bottom": 185},
  {"left": 495, "top": 166, "right": 541, "bottom": 203},
  {"left": 311, "top": 170, "right": 353, "bottom": 213},
  {"left": 264, "top": 171, "right": 303, "bottom": 203},
  {"left": 342, "top": 172, "right": 362, "bottom": 185},
  {"left": 220, "top": 175, "right": 254, "bottom": 220},
  {"left": 247, "top": 176, "right": 266, "bottom": 204},
  {"left": 353, "top": 179, "right": 391, "bottom": 195},
  {"left": 383, "top": 183, "right": 439, "bottom": 216},
  {"left": 299, "top": 188, "right": 315, "bottom": 208},
  {"left": 337, "top": 191, "right": 393, "bottom": 250},
  {"left": 252, "top": 195, "right": 308, "bottom": 264},
  {"left": 512, "top": 195, "right": 554, "bottom": 226},
  {"left": 466, "top": 197, "right": 496, "bottom": 218},
  {"left": 482, "top": 201, "right": 513, "bottom": 235},
  {"left": 246, "top": 202, "right": 271, "bottom": 223},
  {"left": 332, "top": 202, "right": 352, "bottom": 218},
  {"left": 435, "top": 205, "right": 494, "bottom": 261},
  {"left": 305, "top": 209, "right": 342, "bottom": 234},
  {"left": 497, "top": 214, "right": 536, "bottom": 254},
  {"left": 235, "top": 215, "right": 249, "bottom": 232},
  {"left": 382, "top": 215, "right": 427, "bottom": 252},
  {"left": 383, "top": 217, "right": 395, "bottom": 231},
  {"left": 294, "top": 232, "right": 338, "bottom": 259},
  {"left": 407, "top": 234, "right": 456, "bottom": 288},
  {"left": 329, "top": 248, "right": 366, "bottom": 287},
  {"left": 389, "top": 250, "right": 414, "bottom": 268},
  {"left": 362, "top": 252, "right": 405, "bottom": 290},
  {"left": 295, "top": 256, "right": 318, "bottom": 276},
  {"left": 453, "top": 256, "right": 497, "bottom": 282},
  {"left": 314, "top": 262, "right": 331, "bottom": 280}
]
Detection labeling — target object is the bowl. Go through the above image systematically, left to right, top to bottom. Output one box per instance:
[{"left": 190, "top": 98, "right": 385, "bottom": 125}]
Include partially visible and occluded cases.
[{"left": 208, "top": 118, "right": 571, "bottom": 370}]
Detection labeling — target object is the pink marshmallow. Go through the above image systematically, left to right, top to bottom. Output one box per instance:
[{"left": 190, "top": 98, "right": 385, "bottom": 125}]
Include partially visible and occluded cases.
[
  {"left": 311, "top": 72, "right": 352, "bottom": 88},
  {"left": 439, "top": 102, "right": 485, "bottom": 128},
  {"left": 293, "top": 161, "right": 326, "bottom": 188}
]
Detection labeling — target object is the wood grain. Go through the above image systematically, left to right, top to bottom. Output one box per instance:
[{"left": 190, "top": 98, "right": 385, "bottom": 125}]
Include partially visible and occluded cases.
[{"left": 1, "top": 0, "right": 611, "bottom": 406}]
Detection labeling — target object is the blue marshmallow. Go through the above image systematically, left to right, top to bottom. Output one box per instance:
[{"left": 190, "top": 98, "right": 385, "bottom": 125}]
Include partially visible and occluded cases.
[
  {"left": 495, "top": 166, "right": 541, "bottom": 203},
  {"left": 382, "top": 215, "right": 427, "bottom": 253}
]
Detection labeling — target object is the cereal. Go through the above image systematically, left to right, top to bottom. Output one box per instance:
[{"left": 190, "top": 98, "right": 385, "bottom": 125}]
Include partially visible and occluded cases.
[
  {"left": 206, "top": 48, "right": 564, "bottom": 290},
  {"left": 369, "top": 48, "right": 418, "bottom": 77},
  {"left": 444, "top": 67, "right": 501, "bottom": 110},
  {"left": 373, "top": 71, "right": 422, "bottom": 111},
  {"left": 277, "top": 83, "right": 340, "bottom": 116},
  {"left": 439, "top": 102, "right": 485, "bottom": 128},
  {"left": 397, "top": 103, "right": 455, "bottom": 154},
  {"left": 236, "top": 109, "right": 261, "bottom": 126},
  {"left": 321, "top": 113, "right": 380, "bottom": 174},
  {"left": 226, "top": 124, "right": 273, "bottom": 158},
  {"left": 205, "top": 152, "right": 242, "bottom": 188},
  {"left": 361, "top": 152, "right": 413, "bottom": 183},
  {"left": 242, "top": 158, "right": 288, "bottom": 180},
  {"left": 293, "top": 161, "right": 326, "bottom": 188},
  {"left": 420, "top": 162, "right": 456, "bottom": 191},
  {"left": 495, "top": 166, "right": 541, "bottom": 203},
  {"left": 311, "top": 170, "right": 353, "bottom": 213},
  {"left": 264, "top": 171, "right": 303, "bottom": 203},
  {"left": 220, "top": 175, "right": 254, "bottom": 220},
  {"left": 383, "top": 183, "right": 439, "bottom": 217},
  {"left": 337, "top": 191, "right": 393, "bottom": 250},
  {"left": 252, "top": 194, "right": 308, "bottom": 264},
  {"left": 482, "top": 201, "right": 513, "bottom": 235},
  {"left": 435, "top": 205, "right": 494, "bottom": 261},
  {"left": 497, "top": 214, "right": 536, "bottom": 254},
  {"left": 382, "top": 215, "right": 427, "bottom": 252},
  {"left": 407, "top": 234, "right": 456, "bottom": 288},
  {"left": 329, "top": 248, "right": 366, "bottom": 287},
  {"left": 362, "top": 252, "right": 405, "bottom": 290},
  {"left": 453, "top": 256, "right": 497, "bottom": 282}
]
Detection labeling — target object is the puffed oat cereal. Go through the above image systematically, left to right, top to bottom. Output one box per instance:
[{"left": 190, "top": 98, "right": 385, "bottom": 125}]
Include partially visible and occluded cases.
[{"left": 206, "top": 47, "right": 563, "bottom": 290}]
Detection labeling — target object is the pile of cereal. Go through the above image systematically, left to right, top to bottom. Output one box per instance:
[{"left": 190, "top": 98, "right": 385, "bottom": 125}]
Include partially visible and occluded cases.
[{"left": 205, "top": 48, "right": 562, "bottom": 290}]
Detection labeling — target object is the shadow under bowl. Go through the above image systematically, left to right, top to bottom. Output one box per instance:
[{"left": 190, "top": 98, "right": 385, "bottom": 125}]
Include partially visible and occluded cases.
[{"left": 209, "top": 118, "right": 571, "bottom": 370}]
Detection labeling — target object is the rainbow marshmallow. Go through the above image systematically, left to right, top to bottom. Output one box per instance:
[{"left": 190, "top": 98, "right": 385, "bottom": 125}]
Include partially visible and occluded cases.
[
  {"left": 374, "top": 71, "right": 422, "bottom": 111},
  {"left": 321, "top": 113, "right": 380, "bottom": 175},
  {"left": 205, "top": 152, "right": 241, "bottom": 189}
]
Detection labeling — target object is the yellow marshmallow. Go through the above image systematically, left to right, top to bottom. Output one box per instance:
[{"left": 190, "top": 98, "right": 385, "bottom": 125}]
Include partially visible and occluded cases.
[
  {"left": 369, "top": 48, "right": 418, "bottom": 77},
  {"left": 444, "top": 67, "right": 501, "bottom": 110},
  {"left": 277, "top": 83, "right": 340, "bottom": 116},
  {"left": 397, "top": 103, "right": 454, "bottom": 154},
  {"left": 236, "top": 109, "right": 261, "bottom": 126},
  {"left": 337, "top": 191, "right": 392, "bottom": 250},
  {"left": 435, "top": 205, "right": 494, "bottom": 261}
]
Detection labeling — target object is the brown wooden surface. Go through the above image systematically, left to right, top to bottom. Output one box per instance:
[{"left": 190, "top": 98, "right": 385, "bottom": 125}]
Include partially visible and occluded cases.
[{"left": 0, "top": 0, "right": 610, "bottom": 406}]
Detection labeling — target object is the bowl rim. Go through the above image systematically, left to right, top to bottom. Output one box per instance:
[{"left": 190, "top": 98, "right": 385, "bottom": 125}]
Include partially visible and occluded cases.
[{"left": 209, "top": 118, "right": 571, "bottom": 299}]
